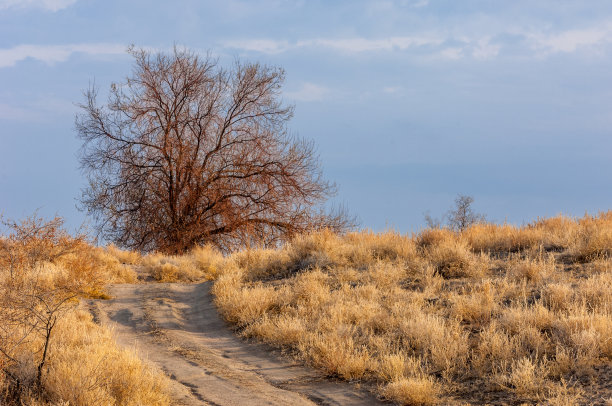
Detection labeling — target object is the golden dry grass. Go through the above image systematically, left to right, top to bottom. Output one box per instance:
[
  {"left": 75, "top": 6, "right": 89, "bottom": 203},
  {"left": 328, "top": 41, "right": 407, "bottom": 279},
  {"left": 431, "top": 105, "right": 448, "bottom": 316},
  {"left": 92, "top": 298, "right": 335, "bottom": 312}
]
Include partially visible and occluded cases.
[
  {"left": 6, "top": 212, "right": 611, "bottom": 405},
  {"left": 209, "top": 214, "right": 612, "bottom": 405},
  {"left": 0, "top": 216, "right": 171, "bottom": 405},
  {"left": 141, "top": 244, "right": 225, "bottom": 282},
  {"left": 2, "top": 310, "right": 171, "bottom": 406}
]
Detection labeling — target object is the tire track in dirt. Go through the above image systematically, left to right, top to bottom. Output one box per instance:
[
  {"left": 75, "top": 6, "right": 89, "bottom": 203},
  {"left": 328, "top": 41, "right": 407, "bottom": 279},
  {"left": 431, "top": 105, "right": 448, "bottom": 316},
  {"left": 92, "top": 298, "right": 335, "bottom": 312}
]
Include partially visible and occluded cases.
[{"left": 85, "top": 282, "right": 384, "bottom": 406}]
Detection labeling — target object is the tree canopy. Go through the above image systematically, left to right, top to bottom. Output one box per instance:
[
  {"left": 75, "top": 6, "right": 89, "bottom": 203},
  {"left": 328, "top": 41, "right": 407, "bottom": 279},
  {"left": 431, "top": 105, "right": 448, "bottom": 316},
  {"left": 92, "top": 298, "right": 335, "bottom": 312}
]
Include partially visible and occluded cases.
[{"left": 76, "top": 47, "right": 348, "bottom": 253}]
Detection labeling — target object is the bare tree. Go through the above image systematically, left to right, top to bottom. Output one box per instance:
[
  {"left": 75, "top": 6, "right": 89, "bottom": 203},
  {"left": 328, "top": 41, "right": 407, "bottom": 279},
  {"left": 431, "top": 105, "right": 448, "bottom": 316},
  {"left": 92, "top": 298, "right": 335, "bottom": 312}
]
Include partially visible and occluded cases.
[
  {"left": 76, "top": 47, "right": 350, "bottom": 253},
  {"left": 446, "top": 194, "right": 486, "bottom": 232},
  {"left": 423, "top": 195, "right": 486, "bottom": 232},
  {"left": 423, "top": 211, "right": 442, "bottom": 229}
]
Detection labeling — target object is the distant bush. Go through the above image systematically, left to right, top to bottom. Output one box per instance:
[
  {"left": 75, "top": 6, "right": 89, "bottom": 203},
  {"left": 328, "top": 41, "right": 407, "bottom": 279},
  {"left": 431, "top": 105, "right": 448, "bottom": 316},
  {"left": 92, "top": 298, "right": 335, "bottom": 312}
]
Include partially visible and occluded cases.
[{"left": 424, "top": 194, "right": 486, "bottom": 232}]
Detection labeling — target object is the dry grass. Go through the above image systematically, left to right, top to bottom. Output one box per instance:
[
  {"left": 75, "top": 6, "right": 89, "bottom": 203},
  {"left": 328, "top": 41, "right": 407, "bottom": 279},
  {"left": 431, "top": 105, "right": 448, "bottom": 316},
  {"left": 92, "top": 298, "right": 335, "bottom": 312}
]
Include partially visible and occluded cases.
[
  {"left": 6, "top": 212, "right": 611, "bottom": 405},
  {"left": 572, "top": 212, "right": 612, "bottom": 261},
  {"left": 210, "top": 214, "right": 612, "bottom": 405},
  {"left": 0, "top": 215, "right": 171, "bottom": 405},
  {"left": 141, "top": 244, "right": 225, "bottom": 282},
  {"left": 1, "top": 310, "right": 171, "bottom": 406}
]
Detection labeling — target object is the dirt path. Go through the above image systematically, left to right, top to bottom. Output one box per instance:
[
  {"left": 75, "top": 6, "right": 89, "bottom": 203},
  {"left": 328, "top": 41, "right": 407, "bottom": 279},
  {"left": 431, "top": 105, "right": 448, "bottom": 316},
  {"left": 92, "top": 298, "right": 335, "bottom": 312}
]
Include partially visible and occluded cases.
[{"left": 85, "top": 282, "right": 384, "bottom": 406}]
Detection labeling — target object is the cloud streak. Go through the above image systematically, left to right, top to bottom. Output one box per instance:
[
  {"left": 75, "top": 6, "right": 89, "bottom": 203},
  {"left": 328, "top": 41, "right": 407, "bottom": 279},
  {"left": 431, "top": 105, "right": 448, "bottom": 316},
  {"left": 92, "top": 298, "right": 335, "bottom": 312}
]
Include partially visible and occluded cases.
[
  {"left": 0, "top": 0, "right": 77, "bottom": 12},
  {"left": 223, "top": 22, "right": 612, "bottom": 61},
  {"left": 4, "top": 23, "right": 612, "bottom": 72},
  {"left": 529, "top": 26, "right": 612, "bottom": 55},
  {"left": 223, "top": 35, "right": 503, "bottom": 60},
  {"left": 222, "top": 36, "right": 444, "bottom": 55},
  {"left": 305, "top": 36, "right": 443, "bottom": 52},
  {"left": 0, "top": 43, "right": 126, "bottom": 68},
  {"left": 284, "top": 82, "right": 330, "bottom": 102}
]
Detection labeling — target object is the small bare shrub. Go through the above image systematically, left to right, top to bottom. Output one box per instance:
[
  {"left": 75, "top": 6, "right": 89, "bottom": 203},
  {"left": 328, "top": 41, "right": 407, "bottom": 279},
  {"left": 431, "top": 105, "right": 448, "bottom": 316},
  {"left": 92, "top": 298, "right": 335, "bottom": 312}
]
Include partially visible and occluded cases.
[{"left": 446, "top": 194, "right": 486, "bottom": 232}]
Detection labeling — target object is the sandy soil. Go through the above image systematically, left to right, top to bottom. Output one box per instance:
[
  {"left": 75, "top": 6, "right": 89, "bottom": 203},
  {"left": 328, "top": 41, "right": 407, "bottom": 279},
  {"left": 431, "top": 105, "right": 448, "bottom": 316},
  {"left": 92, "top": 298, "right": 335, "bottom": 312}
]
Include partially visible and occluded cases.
[{"left": 84, "top": 282, "right": 384, "bottom": 406}]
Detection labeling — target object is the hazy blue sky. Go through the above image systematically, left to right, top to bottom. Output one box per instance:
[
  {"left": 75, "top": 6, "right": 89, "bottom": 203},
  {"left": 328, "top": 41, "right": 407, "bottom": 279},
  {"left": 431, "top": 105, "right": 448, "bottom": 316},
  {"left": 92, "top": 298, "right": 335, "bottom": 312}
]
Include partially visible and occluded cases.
[{"left": 2, "top": 0, "right": 612, "bottom": 233}]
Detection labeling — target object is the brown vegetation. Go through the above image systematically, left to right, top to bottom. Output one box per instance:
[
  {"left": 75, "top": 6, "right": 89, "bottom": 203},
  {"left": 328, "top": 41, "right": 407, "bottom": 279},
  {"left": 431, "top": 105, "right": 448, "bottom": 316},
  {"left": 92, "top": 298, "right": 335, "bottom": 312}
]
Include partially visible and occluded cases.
[
  {"left": 76, "top": 46, "right": 349, "bottom": 254},
  {"left": 4, "top": 211, "right": 612, "bottom": 405},
  {"left": 208, "top": 213, "right": 612, "bottom": 405},
  {"left": 0, "top": 215, "right": 170, "bottom": 405},
  {"left": 141, "top": 244, "right": 225, "bottom": 282}
]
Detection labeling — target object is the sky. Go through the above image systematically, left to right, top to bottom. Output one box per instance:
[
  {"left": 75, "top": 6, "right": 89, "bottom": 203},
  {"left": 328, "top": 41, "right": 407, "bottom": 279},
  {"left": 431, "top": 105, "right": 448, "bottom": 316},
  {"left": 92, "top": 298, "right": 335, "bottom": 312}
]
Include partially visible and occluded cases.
[{"left": 1, "top": 0, "right": 612, "bottom": 234}]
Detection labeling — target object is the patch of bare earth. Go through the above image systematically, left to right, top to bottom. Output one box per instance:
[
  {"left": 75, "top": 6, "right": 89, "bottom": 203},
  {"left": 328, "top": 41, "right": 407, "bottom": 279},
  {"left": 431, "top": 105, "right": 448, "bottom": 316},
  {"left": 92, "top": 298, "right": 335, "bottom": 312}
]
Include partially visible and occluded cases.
[{"left": 85, "top": 281, "right": 383, "bottom": 406}]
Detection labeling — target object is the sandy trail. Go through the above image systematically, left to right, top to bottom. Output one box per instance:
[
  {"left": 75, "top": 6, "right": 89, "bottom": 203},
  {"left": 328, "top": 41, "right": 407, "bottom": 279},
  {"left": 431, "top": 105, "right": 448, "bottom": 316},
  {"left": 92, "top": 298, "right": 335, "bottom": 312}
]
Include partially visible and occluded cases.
[{"left": 85, "top": 282, "right": 383, "bottom": 406}]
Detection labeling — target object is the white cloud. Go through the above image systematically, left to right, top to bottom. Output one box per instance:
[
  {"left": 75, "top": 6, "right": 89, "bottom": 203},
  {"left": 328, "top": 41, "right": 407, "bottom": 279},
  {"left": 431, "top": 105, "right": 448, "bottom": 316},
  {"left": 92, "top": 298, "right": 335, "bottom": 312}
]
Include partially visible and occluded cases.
[
  {"left": 0, "top": 0, "right": 77, "bottom": 11},
  {"left": 369, "top": 0, "right": 429, "bottom": 10},
  {"left": 404, "top": 0, "right": 429, "bottom": 8},
  {"left": 223, "top": 22, "right": 612, "bottom": 61},
  {"left": 522, "top": 22, "right": 612, "bottom": 57},
  {"left": 529, "top": 25, "right": 612, "bottom": 55},
  {"left": 223, "top": 36, "right": 443, "bottom": 55},
  {"left": 304, "top": 36, "right": 442, "bottom": 52},
  {"left": 472, "top": 38, "right": 500, "bottom": 60},
  {"left": 221, "top": 39, "right": 291, "bottom": 54},
  {"left": 0, "top": 43, "right": 126, "bottom": 68},
  {"left": 436, "top": 47, "right": 463, "bottom": 60},
  {"left": 284, "top": 82, "right": 329, "bottom": 102}
]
